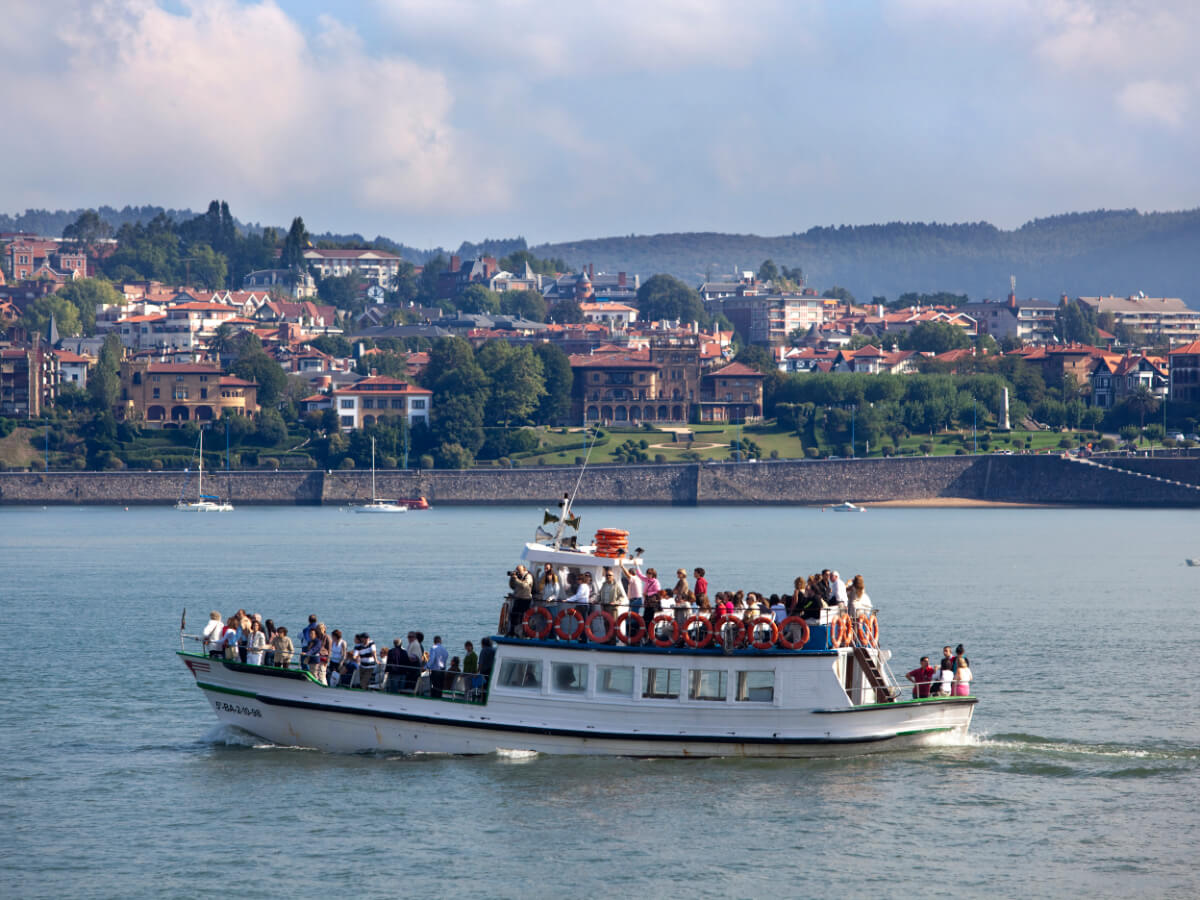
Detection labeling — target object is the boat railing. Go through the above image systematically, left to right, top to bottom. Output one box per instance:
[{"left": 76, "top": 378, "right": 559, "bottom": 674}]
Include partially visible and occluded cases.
[{"left": 180, "top": 631, "right": 491, "bottom": 703}]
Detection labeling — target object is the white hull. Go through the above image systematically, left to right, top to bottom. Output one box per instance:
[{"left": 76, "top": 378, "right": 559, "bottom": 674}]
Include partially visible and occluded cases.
[
  {"left": 176, "top": 501, "right": 234, "bottom": 512},
  {"left": 352, "top": 502, "right": 407, "bottom": 514},
  {"left": 181, "top": 649, "right": 975, "bottom": 758}
]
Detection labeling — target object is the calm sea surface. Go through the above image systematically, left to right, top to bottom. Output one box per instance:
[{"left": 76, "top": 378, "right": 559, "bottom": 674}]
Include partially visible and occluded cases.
[{"left": 2, "top": 504, "right": 1198, "bottom": 899}]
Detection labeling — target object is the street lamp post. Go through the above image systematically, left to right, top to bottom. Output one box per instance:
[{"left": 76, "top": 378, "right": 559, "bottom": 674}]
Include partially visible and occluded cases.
[{"left": 973, "top": 396, "right": 978, "bottom": 454}]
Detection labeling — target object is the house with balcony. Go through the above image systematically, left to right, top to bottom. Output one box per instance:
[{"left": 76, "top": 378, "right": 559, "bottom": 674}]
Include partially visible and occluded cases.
[
  {"left": 301, "top": 248, "right": 402, "bottom": 288},
  {"left": 1076, "top": 295, "right": 1200, "bottom": 345},
  {"left": 569, "top": 333, "right": 701, "bottom": 425},
  {"left": 119, "top": 361, "right": 258, "bottom": 425},
  {"left": 698, "top": 362, "right": 764, "bottom": 423},
  {"left": 331, "top": 375, "right": 432, "bottom": 431}
]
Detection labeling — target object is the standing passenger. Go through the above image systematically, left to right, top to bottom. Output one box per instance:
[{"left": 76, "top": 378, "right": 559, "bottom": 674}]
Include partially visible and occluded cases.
[
  {"left": 201, "top": 612, "right": 224, "bottom": 658},
  {"left": 246, "top": 619, "right": 267, "bottom": 666},
  {"left": 270, "top": 627, "right": 294, "bottom": 669},
  {"left": 355, "top": 634, "right": 378, "bottom": 690},
  {"left": 428, "top": 636, "right": 449, "bottom": 697},
  {"left": 384, "top": 639, "right": 407, "bottom": 694},
  {"left": 906, "top": 657, "right": 936, "bottom": 699}
]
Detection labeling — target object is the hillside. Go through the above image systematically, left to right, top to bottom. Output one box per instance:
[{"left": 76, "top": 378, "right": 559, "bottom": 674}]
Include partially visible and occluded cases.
[{"left": 530, "top": 208, "right": 1200, "bottom": 304}]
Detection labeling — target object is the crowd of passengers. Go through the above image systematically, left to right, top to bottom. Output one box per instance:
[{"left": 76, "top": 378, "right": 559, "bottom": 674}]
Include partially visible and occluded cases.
[
  {"left": 504, "top": 557, "right": 874, "bottom": 646},
  {"left": 199, "top": 610, "right": 496, "bottom": 697}
]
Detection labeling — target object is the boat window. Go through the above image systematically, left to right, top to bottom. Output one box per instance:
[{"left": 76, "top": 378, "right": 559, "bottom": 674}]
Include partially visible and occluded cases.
[
  {"left": 498, "top": 659, "right": 541, "bottom": 689},
  {"left": 552, "top": 662, "right": 588, "bottom": 693},
  {"left": 597, "top": 665, "right": 634, "bottom": 697},
  {"left": 641, "top": 667, "right": 680, "bottom": 699},
  {"left": 688, "top": 669, "right": 728, "bottom": 702},
  {"left": 736, "top": 670, "right": 775, "bottom": 702}
]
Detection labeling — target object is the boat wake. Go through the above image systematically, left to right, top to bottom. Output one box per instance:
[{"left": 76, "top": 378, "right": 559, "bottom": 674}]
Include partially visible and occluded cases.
[
  {"left": 200, "top": 724, "right": 311, "bottom": 752},
  {"left": 974, "top": 731, "right": 1199, "bottom": 761},
  {"left": 494, "top": 748, "right": 540, "bottom": 763}
]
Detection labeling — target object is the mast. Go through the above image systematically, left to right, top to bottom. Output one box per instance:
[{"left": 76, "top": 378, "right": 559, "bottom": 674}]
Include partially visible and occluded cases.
[
  {"left": 197, "top": 427, "right": 203, "bottom": 499},
  {"left": 371, "top": 436, "right": 377, "bottom": 502}
]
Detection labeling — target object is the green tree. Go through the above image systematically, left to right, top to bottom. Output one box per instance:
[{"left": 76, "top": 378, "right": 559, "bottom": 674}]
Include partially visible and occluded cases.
[
  {"left": 62, "top": 209, "right": 113, "bottom": 253},
  {"left": 280, "top": 216, "right": 309, "bottom": 271},
  {"left": 187, "top": 243, "right": 228, "bottom": 289},
  {"left": 416, "top": 254, "right": 448, "bottom": 304},
  {"left": 757, "top": 259, "right": 779, "bottom": 282},
  {"left": 389, "top": 260, "right": 419, "bottom": 305},
  {"left": 317, "top": 273, "right": 365, "bottom": 312},
  {"left": 637, "top": 274, "right": 706, "bottom": 324},
  {"left": 54, "top": 278, "right": 123, "bottom": 336},
  {"left": 458, "top": 284, "right": 501, "bottom": 315},
  {"left": 822, "top": 285, "right": 857, "bottom": 305},
  {"left": 500, "top": 288, "right": 548, "bottom": 322},
  {"left": 20, "top": 293, "right": 82, "bottom": 339},
  {"left": 548, "top": 298, "right": 584, "bottom": 323},
  {"left": 1056, "top": 298, "right": 1098, "bottom": 344},
  {"left": 900, "top": 321, "right": 971, "bottom": 353},
  {"left": 88, "top": 333, "right": 123, "bottom": 412},
  {"left": 231, "top": 335, "right": 287, "bottom": 408},
  {"left": 308, "top": 335, "right": 352, "bottom": 358},
  {"left": 423, "top": 337, "right": 488, "bottom": 417},
  {"left": 476, "top": 340, "right": 545, "bottom": 426},
  {"left": 532, "top": 342, "right": 573, "bottom": 424},
  {"left": 733, "top": 344, "right": 775, "bottom": 374},
  {"left": 1125, "top": 384, "right": 1160, "bottom": 432},
  {"left": 432, "top": 395, "right": 485, "bottom": 455},
  {"left": 253, "top": 407, "right": 288, "bottom": 446},
  {"left": 434, "top": 441, "right": 475, "bottom": 469}
]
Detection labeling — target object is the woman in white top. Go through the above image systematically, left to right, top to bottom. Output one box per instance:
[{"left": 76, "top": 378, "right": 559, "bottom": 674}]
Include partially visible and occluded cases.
[{"left": 246, "top": 621, "right": 267, "bottom": 666}]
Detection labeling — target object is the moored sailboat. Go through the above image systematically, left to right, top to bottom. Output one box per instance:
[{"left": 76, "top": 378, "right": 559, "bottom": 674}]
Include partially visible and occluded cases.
[{"left": 176, "top": 427, "right": 233, "bottom": 512}]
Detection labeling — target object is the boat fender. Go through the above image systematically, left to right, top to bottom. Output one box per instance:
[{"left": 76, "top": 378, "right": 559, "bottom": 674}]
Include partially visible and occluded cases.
[
  {"left": 499, "top": 601, "right": 510, "bottom": 636},
  {"left": 522, "top": 606, "right": 553, "bottom": 640},
  {"left": 554, "top": 607, "right": 586, "bottom": 641},
  {"left": 585, "top": 609, "right": 616, "bottom": 643},
  {"left": 615, "top": 611, "right": 646, "bottom": 645},
  {"left": 650, "top": 614, "right": 679, "bottom": 648},
  {"left": 682, "top": 615, "right": 713, "bottom": 649},
  {"left": 714, "top": 615, "right": 746, "bottom": 650},
  {"left": 750, "top": 616, "right": 779, "bottom": 650},
  {"left": 776, "top": 616, "right": 810, "bottom": 650}
]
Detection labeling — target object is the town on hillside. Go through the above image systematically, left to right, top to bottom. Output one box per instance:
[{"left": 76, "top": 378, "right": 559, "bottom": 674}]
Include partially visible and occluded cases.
[{"left": 2, "top": 206, "right": 1199, "bottom": 472}]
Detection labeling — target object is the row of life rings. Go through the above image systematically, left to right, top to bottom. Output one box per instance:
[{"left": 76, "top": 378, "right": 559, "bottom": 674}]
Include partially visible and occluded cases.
[
  {"left": 593, "top": 528, "right": 629, "bottom": 559},
  {"left": 521, "top": 607, "right": 812, "bottom": 650},
  {"left": 829, "top": 612, "right": 880, "bottom": 648}
]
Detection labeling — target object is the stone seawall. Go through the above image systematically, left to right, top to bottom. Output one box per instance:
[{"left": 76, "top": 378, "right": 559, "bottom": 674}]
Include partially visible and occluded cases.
[{"left": 2, "top": 454, "right": 1199, "bottom": 507}]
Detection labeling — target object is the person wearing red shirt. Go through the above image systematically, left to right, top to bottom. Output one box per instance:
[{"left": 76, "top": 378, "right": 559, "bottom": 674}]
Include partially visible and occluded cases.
[
  {"left": 693, "top": 567, "right": 708, "bottom": 599},
  {"left": 905, "top": 656, "right": 937, "bottom": 699}
]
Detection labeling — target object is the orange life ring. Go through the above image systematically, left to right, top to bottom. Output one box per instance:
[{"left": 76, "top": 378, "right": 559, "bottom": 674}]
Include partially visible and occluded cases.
[
  {"left": 595, "top": 528, "right": 629, "bottom": 537},
  {"left": 522, "top": 606, "right": 553, "bottom": 640},
  {"left": 554, "top": 607, "right": 585, "bottom": 641},
  {"left": 585, "top": 609, "right": 616, "bottom": 643},
  {"left": 615, "top": 611, "right": 646, "bottom": 645},
  {"left": 833, "top": 613, "right": 853, "bottom": 647},
  {"left": 855, "top": 613, "right": 879, "bottom": 648},
  {"left": 650, "top": 614, "right": 679, "bottom": 647},
  {"left": 714, "top": 614, "right": 746, "bottom": 649},
  {"left": 683, "top": 615, "right": 713, "bottom": 648},
  {"left": 750, "top": 616, "right": 779, "bottom": 650},
  {"left": 777, "top": 616, "right": 810, "bottom": 650}
]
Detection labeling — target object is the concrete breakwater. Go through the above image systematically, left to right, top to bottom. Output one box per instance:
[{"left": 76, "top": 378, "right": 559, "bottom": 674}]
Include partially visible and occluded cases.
[{"left": 2, "top": 455, "right": 1200, "bottom": 507}]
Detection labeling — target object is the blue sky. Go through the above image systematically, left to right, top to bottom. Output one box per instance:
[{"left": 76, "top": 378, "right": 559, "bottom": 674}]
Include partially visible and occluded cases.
[{"left": 3, "top": 1, "right": 1198, "bottom": 248}]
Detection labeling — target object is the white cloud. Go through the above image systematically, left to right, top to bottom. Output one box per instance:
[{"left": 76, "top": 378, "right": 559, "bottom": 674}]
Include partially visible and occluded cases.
[
  {"left": 1, "top": 0, "right": 504, "bottom": 225},
  {"left": 371, "top": 0, "right": 786, "bottom": 75},
  {"left": 1116, "top": 79, "right": 1187, "bottom": 128}
]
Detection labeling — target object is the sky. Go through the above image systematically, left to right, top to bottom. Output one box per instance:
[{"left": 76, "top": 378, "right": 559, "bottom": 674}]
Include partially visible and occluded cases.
[{"left": 3, "top": 0, "right": 1199, "bottom": 248}]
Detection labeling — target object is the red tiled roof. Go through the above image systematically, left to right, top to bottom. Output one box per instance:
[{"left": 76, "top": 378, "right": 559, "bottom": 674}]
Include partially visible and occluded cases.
[
  {"left": 1169, "top": 340, "right": 1200, "bottom": 355},
  {"left": 707, "top": 362, "right": 764, "bottom": 378},
  {"left": 219, "top": 375, "right": 257, "bottom": 386}
]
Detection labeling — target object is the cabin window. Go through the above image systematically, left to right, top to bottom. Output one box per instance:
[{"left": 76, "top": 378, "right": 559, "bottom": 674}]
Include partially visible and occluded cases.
[
  {"left": 498, "top": 659, "right": 541, "bottom": 689},
  {"left": 552, "top": 662, "right": 587, "bottom": 693},
  {"left": 596, "top": 665, "right": 634, "bottom": 697},
  {"left": 641, "top": 667, "right": 680, "bottom": 699},
  {"left": 689, "top": 669, "right": 728, "bottom": 701},
  {"left": 736, "top": 671, "right": 775, "bottom": 702}
]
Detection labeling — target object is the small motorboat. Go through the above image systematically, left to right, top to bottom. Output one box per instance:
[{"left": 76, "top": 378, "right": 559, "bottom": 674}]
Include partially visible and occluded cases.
[
  {"left": 829, "top": 500, "right": 865, "bottom": 512},
  {"left": 1187, "top": 559, "right": 1199, "bottom": 567}
]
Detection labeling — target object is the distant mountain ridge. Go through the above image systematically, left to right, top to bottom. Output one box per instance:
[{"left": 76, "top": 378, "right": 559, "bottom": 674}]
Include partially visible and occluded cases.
[
  {"left": 4, "top": 205, "right": 1196, "bottom": 304},
  {"left": 530, "top": 208, "right": 1200, "bottom": 306}
]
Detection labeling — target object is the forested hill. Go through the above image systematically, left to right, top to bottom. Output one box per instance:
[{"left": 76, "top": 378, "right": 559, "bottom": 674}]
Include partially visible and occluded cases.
[{"left": 531, "top": 209, "right": 1200, "bottom": 304}]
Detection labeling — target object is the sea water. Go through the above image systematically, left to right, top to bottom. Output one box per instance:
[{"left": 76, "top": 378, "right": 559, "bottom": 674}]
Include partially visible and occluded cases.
[{"left": 1, "top": 505, "right": 1197, "bottom": 899}]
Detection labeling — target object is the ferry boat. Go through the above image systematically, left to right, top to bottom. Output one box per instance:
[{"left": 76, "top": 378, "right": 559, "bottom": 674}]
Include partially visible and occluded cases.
[{"left": 178, "top": 506, "right": 974, "bottom": 757}]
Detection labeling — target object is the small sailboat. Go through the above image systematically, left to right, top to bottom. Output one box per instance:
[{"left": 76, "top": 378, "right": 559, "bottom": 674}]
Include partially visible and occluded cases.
[
  {"left": 176, "top": 427, "right": 234, "bottom": 512},
  {"left": 353, "top": 437, "right": 407, "bottom": 514}
]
